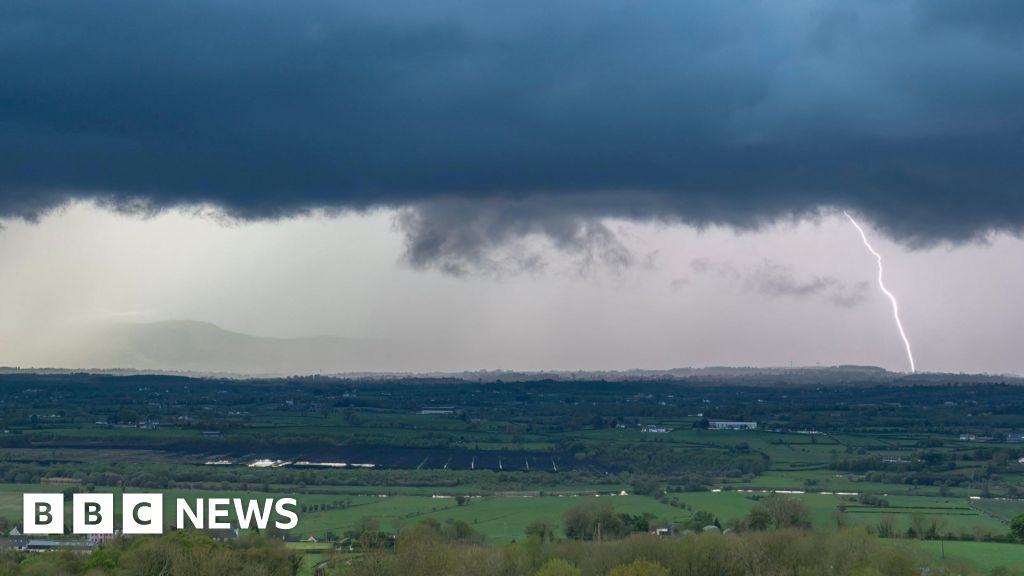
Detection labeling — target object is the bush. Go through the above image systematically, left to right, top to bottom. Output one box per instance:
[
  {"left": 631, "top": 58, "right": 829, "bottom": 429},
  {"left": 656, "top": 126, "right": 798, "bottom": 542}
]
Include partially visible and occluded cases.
[
  {"left": 745, "top": 495, "right": 811, "bottom": 531},
  {"left": 1012, "top": 513, "right": 1024, "bottom": 541},
  {"left": 345, "top": 528, "right": 928, "bottom": 576},
  {"left": 535, "top": 558, "right": 582, "bottom": 576},
  {"left": 608, "top": 559, "right": 669, "bottom": 576}
]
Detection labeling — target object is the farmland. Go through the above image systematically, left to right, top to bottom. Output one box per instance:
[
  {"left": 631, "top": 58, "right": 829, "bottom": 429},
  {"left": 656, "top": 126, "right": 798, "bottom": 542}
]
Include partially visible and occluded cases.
[{"left": 0, "top": 369, "right": 1023, "bottom": 573}]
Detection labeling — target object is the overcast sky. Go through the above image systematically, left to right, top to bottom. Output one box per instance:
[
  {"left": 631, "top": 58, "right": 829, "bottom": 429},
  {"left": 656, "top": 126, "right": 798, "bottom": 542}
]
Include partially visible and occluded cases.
[
  {"left": 2, "top": 1, "right": 1023, "bottom": 373},
  {"left": 2, "top": 203, "right": 1022, "bottom": 374}
]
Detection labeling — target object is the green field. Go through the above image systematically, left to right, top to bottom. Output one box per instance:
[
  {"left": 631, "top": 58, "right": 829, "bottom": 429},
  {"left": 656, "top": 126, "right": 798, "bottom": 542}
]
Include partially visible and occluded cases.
[
  {"left": 2, "top": 375, "right": 1024, "bottom": 576},
  {"left": 1, "top": 480, "right": 1016, "bottom": 545},
  {"left": 0, "top": 483, "right": 682, "bottom": 543},
  {"left": 667, "top": 491, "right": 1011, "bottom": 536},
  {"left": 236, "top": 493, "right": 686, "bottom": 543},
  {"left": 974, "top": 499, "right": 1024, "bottom": 523},
  {"left": 910, "top": 540, "right": 1024, "bottom": 572}
]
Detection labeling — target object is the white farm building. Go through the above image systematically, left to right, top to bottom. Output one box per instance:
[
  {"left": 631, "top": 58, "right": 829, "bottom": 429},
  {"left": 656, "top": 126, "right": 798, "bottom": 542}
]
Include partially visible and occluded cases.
[{"left": 708, "top": 421, "right": 757, "bottom": 431}]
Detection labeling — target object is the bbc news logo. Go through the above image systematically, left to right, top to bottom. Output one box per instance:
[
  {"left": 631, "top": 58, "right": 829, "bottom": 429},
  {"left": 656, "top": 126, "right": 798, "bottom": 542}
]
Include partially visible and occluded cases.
[{"left": 23, "top": 493, "right": 298, "bottom": 535}]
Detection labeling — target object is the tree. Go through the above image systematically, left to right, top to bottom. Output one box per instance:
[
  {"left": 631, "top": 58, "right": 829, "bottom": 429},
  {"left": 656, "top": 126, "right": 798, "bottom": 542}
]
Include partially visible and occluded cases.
[
  {"left": 342, "top": 407, "right": 361, "bottom": 425},
  {"left": 631, "top": 477, "right": 660, "bottom": 498},
  {"left": 746, "top": 495, "right": 811, "bottom": 530},
  {"left": 563, "top": 501, "right": 628, "bottom": 541},
  {"left": 833, "top": 509, "right": 848, "bottom": 529},
  {"left": 684, "top": 510, "right": 716, "bottom": 531},
  {"left": 909, "top": 512, "right": 929, "bottom": 539},
  {"left": 1011, "top": 513, "right": 1024, "bottom": 541},
  {"left": 874, "top": 515, "right": 897, "bottom": 538},
  {"left": 355, "top": 516, "right": 382, "bottom": 535},
  {"left": 525, "top": 518, "right": 557, "bottom": 543},
  {"left": 440, "top": 519, "right": 484, "bottom": 544},
  {"left": 397, "top": 524, "right": 453, "bottom": 576},
  {"left": 350, "top": 549, "right": 398, "bottom": 576},
  {"left": 535, "top": 558, "right": 582, "bottom": 576},
  {"left": 608, "top": 559, "right": 670, "bottom": 576}
]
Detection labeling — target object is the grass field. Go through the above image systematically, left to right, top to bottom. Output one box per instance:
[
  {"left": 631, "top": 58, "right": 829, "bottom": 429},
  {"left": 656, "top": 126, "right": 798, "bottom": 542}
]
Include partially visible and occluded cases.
[
  {"left": 723, "top": 468, "right": 973, "bottom": 497},
  {"left": 2, "top": 479, "right": 1015, "bottom": 546},
  {"left": 0, "top": 483, "right": 682, "bottom": 543},
  {"left": 668, "top": 491, "right": 1010, "bottom": 536},
  {"left": 298, "top": 494, "right": 687, "bottom": 543},
  {"left": 973, "top": 499, "right": 1024, "bottom": 523},
  {"left": 909, "top": 540, "right": 1024, "bottom": 572}
]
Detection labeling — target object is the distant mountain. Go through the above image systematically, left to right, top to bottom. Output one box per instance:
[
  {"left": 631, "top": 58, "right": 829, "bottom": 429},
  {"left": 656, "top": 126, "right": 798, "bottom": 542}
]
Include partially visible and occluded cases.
[
  {"left": 18, "top": 320, "right": 452, "bottom": 375},
  {"left": 6, "top": 322, "right": 1020, "bottom": 381}
]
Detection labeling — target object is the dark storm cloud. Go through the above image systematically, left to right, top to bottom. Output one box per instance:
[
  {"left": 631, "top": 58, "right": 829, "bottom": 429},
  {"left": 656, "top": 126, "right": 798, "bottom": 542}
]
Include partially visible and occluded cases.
[
  {"left": 2, "top": 0, "right": 1024, "bottom": 266},
  {"left": 395, "top": 196, "right": 636, "bottom": 275},
  {"left": 689, "top": 258, "right": 868, "bottom": 308},
  {"left": 744, "top": 260, "right": 868, "bottom": 309}
]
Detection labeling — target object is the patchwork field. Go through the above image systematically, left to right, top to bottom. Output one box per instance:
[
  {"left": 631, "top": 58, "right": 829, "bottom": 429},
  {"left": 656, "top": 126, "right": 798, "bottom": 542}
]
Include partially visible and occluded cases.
[
  {"left": 2, "top": 375, "right": 1024, "bottom": 575},
  {"left": 909, "top": 540, "right": 1024, "bottom": 572}
]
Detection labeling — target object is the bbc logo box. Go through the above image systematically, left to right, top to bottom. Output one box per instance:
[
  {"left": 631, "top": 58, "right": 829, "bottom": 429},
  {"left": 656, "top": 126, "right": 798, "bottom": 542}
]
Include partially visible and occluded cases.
[
  {"left": 23, "top": 493, "right": 162, "bottom": 535},
  {"left": 23, "top": 493, "right": 298, "bottom": 534}
]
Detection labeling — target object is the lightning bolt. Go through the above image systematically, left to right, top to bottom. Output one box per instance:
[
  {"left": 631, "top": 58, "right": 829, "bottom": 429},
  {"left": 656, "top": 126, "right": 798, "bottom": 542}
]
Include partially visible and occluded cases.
[{"left": 844, "top": 211, "right": 916, "bottom": 373}]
